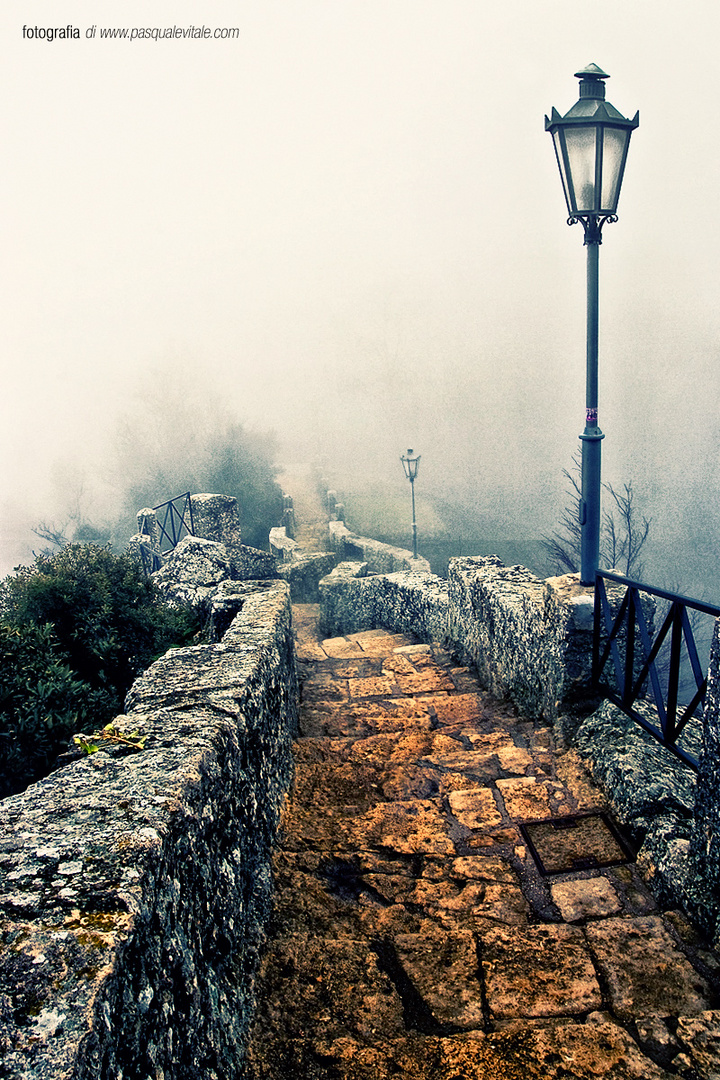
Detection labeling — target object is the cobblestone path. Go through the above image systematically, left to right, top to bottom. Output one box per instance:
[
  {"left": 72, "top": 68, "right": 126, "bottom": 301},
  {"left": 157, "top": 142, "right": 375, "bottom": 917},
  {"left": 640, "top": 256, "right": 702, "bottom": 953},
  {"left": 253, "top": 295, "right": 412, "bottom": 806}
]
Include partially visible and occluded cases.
[{"left": 247, "top": 606, "right": 720, "bottom": 1079}]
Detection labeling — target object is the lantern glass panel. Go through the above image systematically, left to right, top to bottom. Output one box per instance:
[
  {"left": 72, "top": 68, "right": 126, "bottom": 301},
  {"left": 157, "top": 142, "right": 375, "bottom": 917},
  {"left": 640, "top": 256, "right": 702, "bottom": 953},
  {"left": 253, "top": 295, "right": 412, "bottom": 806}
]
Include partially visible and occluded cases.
[
  {"left": 563, "top": 125, "right": 598, "bottom": 212},
  {"left": 600, "top": 126, "right": 630, "bottom": 213},
  {"left": 552, "top": 130, "right": 572, "bottom": 213}
]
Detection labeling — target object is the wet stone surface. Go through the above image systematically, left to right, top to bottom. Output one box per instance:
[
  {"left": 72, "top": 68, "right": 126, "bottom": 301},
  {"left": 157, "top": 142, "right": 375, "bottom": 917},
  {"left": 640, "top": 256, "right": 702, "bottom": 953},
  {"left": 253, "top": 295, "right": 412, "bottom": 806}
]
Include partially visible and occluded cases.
[{"left": 247, "top": 605, "right": 720, "bottom": 1080}]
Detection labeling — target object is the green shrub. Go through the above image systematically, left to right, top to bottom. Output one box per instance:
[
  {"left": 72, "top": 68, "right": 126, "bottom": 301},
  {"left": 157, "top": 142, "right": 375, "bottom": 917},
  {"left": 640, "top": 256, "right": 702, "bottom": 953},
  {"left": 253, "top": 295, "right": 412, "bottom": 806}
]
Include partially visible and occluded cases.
[
  {"left": 0, "top": 544, "right": 199, "bottom": 796},
  {"left": 0, "top": 622, "right": 102, "bottom": 796}
]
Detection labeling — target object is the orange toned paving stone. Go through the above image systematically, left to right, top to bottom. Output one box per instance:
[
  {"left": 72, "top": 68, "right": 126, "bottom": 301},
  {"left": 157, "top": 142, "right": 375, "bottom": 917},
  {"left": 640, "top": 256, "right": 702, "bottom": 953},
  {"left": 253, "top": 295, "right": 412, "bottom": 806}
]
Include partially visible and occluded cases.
[
  {"left": 350, "top": 630, "right": 414, "bottom": 655},
  {"left": 321, "top": 635, "right": 371, "bottom": 659},
  {"left": 382, "top": 653, "right": 419, "bottom": 675},
  {"left": 394, "top": 668, "right": 457, "bottom": 694},
  {"left": 301, "top": 672, "right": 349, "bottom": 702},
  {"left": 348, "top": 674, "right": 398, "bottom": 698},
  {"left": 420, "top": 692, "right": 487, "bottom": 727},
  {"left": 554, "top": 748, "right": 608, "bottom": 811},
  {"left": 495, "top": 776, "right": 553, "bottom": 818},
  {"left": 448, "top": 788, "right": 503, "bottom": 829},
  {"left": 350, "top": 798, "right": 455, "bottom": 855},
  {"left": 550, "top": 875, "right": 623, "bottom": 921},
  {"left": 585, "top": 915, "right": 712, "bottom": 1020},
  {"left": 480, "top": 923, "right": 602, "bottom": 1019},
  {"left": 394, "top": 925, "right": 485, "bottom": 1028},
  {"left": 674, "top": 1011, "right": 720, "bottom": 1077},
  {"left": 498, "top": 1021, "right": 675, "bottom": 1079}
]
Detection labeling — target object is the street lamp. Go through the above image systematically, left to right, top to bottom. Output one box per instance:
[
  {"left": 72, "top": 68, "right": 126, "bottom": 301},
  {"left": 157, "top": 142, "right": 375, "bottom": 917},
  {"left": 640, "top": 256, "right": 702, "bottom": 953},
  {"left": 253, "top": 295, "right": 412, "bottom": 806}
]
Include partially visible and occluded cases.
[
  {"left": 546, "top": 64, "right": 638, "bottom": 585},
  {"left": 400, "top": 448, "right": 421, "bottom": 559}
]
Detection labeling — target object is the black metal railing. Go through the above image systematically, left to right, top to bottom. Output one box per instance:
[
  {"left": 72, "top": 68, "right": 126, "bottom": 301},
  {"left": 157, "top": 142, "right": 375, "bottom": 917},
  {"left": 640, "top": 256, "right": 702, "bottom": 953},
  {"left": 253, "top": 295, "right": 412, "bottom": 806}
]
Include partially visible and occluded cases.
[
  {"left": 153, "top": 492, "right": 195, "bottom": 554},
  {"left": 137, "top": 493, "right": 195, "bottom": 576},
  {"left": 593, "top": 571, "right": 720, "bottom": 771}
]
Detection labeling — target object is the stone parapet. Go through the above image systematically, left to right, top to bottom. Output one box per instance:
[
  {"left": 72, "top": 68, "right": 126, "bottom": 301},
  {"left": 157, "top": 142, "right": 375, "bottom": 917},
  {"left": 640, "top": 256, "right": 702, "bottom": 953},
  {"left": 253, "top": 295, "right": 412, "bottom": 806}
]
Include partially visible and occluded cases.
[
  {"left": 327, "top": 520, "right": 431, "bottom": 574},
  {"left": 269, "top": 526, "right": 299, "bottom": 563},
  {"left": 152, "top": 535, "right": 235, "bottom": 611},
  {"left": 231, "top": 545, "right": 277, "bottom": 581},
  {"left": 276, "top": 551, "right": 338, "bottom": 603},
  {"left": 317, "top": 556, "right": 594, "bottom": 721},
  {"left": 448, "top": 558, "right": 590, "bottom": 721},
  {"left": 319, "top": 563, "right": 450, "bottom": 644},
  {"left": 0, "top": 579, "right": 297, "bottom": 1080}
]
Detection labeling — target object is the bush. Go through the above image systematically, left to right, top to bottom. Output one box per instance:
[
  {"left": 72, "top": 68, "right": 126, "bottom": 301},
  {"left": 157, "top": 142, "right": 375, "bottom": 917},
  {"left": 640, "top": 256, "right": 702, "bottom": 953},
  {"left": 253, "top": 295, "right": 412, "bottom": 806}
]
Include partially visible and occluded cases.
[
  {"left": 0, "top": 544, "right": 199, "bottom": 796},
  {"left": 0, "top": 622, "right": 101, "bottom": 796}
]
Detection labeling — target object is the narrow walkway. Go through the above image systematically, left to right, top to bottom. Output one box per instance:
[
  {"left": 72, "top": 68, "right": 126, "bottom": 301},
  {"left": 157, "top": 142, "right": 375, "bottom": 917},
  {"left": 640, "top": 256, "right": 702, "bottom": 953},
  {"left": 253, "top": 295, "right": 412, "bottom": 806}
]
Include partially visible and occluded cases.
[
  {"left": 277, "top": 465, "right": 334, "bottom": 552},
  {"left": 247, "top": 607, "right": 719, "bottom": 1079}
]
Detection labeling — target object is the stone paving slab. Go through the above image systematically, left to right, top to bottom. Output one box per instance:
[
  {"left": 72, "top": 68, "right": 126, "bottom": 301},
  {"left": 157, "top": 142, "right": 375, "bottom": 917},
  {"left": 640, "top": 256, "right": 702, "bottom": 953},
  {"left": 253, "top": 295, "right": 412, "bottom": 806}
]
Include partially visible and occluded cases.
[
  {"left": 247, "top": 606, "right": 720, "bottom": 1080},
  {"left": 550, "top": 875, "right": 623, "bottom": 921},
  {"left": 585, "top": 915, "right": 712, "bottom": 1020},
  {"left": 481, "top": 922, "right": 602, "bottom": 1019},
  {"left": 394, "top": 924, "right": 485, "bottom": 1028},
  {"left": 675, "top": 1011, "right": 720, "bottom": 1077}
]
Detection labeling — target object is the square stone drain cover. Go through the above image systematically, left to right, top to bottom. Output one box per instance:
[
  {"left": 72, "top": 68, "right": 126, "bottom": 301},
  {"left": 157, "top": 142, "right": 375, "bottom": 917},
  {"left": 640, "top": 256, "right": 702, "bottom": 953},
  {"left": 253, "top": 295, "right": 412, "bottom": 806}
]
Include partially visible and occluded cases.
[{"left": 519, "top": 813, "right": 634, "bottom": 876}]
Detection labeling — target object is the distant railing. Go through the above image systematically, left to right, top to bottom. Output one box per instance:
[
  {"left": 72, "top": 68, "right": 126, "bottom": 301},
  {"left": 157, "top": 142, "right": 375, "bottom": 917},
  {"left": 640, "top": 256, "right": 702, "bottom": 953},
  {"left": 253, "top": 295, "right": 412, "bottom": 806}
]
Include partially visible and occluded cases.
[
  {"left": 153, "top": 492, "right": 195, "bottom": 553},
  {"left": 138, "top": 493, "right": 195, "bottom": 576},
  {"left": 593, "top": 570, "right": 720, "bottom": 771}
]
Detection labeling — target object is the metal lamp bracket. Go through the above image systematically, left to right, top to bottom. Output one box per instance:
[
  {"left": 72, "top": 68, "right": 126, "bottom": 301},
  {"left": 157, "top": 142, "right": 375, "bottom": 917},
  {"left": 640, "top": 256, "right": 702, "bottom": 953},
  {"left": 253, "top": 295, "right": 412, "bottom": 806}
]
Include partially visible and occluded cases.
[{"left": 568, "top": 213, "right": 618, "bottom": 245}]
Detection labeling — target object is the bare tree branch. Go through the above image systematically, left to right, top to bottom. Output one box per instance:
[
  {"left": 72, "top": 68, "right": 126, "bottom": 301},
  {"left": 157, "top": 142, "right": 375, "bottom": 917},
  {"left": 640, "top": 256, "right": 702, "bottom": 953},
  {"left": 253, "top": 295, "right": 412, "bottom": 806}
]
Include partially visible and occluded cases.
[{"left": 544, "top": 455, "right": 651, "bottom": 579}]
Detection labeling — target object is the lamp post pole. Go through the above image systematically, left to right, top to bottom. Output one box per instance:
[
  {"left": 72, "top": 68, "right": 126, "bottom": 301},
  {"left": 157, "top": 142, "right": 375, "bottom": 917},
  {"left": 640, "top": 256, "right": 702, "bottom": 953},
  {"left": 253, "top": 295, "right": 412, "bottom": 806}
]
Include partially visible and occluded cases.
[
  {"left": 546, "top": 64, "right": 638, "bottom": 585},
  {"left": 581, "top": 236, "right": 602, "bottom": 585},
  {"left": 400, "top": 449, "right": 420, "bottom": 559}
]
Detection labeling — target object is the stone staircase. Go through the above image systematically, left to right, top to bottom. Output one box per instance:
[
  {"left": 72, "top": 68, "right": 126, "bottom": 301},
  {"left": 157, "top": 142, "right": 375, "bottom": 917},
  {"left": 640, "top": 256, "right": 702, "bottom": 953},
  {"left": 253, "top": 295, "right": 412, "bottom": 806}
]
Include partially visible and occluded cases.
[{"left": 246, "top": 606, "right": 720, "bottom": 1079}]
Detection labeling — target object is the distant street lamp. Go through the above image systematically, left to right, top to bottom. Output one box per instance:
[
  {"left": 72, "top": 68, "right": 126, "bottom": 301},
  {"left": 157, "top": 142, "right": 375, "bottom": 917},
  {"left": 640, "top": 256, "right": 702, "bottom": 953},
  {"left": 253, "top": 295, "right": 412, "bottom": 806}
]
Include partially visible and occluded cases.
[
  {"left": 546, "top": 64, "right": 638, "bottom": 585},
  {"left": 400, "top": 448, "right": 421, "bottom": 559}
]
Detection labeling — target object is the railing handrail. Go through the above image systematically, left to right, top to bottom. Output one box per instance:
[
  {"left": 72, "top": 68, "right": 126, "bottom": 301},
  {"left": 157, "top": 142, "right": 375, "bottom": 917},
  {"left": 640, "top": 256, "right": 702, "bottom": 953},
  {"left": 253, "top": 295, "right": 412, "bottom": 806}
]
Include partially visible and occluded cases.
[
  {"left": 596, "top": 569, "right": 720, "bottom": 619},
  {"left": 593, "top": 570, "right": 720, "bottom": 772}
]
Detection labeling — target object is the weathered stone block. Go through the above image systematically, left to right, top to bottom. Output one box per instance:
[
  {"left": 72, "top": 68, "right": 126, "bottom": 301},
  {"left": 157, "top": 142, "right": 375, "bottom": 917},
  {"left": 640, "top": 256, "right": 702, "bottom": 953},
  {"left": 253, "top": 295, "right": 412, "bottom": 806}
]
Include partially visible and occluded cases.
[
  {"left": 189, "top": 492, "right": 243, "bottom": 548},
  {"left": 269, "top": 526, "right": 298, "bottom": 563},
  {"left": 151, "top": 535, "right": 234, "bottom": 611},
  {"left": 231, "top": 544, "right": 277, "bottom": 581},
  {"left": 448, "top": 558, "right": 572, "bottom": 721},
  {"left": 573, "top": 700, "right": 696, "bottom": 838},
  {"left": 550, "top": 876, "right": 622, "bottom": 922},
  {"left": 585, "top": 915, "right": 712, "bottom": 1020},
  {"left": 480, "top": 923, "right": 602, "bottom": 1019}
]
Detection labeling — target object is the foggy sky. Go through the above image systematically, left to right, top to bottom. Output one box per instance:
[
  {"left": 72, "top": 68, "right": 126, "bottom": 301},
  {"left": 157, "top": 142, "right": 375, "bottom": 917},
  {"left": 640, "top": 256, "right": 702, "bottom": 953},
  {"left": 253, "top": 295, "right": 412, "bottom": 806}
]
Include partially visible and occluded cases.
[{"left": 2, "top": 1, "right": 720, "bottom": 594}]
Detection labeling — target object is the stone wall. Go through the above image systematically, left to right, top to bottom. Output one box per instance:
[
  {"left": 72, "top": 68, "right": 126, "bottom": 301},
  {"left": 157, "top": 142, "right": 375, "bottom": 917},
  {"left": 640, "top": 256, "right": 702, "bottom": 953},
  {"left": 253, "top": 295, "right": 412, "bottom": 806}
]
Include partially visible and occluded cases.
[
  {"left": 328, "top": 520, "right": 431, "bottom": 575},
  {"left": 268, "top": 527, "right": 338, "bottom": 602},
  {"left": 276, "top": 552, "right": 338, "bottom": 604},
  {"left": 448, "top": 558, "right": 599, "bottom": 721},
  {"left": 319, "top": 562, "right": 450, "bottom": 645},
  {"left": 0, "top": 579, "right": 297, "bottom": 1079}
]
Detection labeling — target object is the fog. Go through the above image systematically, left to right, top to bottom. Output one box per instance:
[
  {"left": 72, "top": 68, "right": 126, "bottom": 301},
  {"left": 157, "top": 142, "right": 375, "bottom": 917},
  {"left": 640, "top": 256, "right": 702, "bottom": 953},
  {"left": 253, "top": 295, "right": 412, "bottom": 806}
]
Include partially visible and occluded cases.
[{"left": 2, "top": 1, "right": 719, "bottom": 598}]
